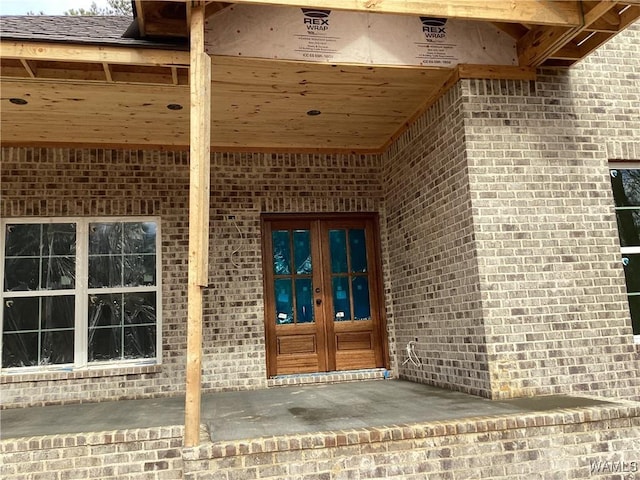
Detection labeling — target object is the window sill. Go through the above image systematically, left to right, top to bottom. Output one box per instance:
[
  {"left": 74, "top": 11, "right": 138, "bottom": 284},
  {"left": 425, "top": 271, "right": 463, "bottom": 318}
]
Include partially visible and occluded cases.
[{"left": 0, "top": 363, "right": 162, "bottom": 384}]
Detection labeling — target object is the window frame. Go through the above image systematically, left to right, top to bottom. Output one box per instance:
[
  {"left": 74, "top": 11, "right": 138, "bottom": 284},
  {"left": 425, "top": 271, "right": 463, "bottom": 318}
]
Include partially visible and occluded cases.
[
  {"left": 609, "top": 162, "right": 640, "bottom": 344},
  {"left": 1, "top": 216, "right": 163, "bottom": 373}
]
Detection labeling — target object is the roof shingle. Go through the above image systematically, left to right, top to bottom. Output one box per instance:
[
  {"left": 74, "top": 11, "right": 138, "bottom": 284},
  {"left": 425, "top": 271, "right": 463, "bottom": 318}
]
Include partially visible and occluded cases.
[{"left": 0, "top": 16, "right": 186, "bottom": 50}]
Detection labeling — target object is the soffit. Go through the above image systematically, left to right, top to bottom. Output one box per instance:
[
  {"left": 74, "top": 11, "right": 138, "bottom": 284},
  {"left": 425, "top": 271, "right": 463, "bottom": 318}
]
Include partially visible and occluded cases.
[{"left": 0, "top": 1, "right": 638, "bottom": 152}]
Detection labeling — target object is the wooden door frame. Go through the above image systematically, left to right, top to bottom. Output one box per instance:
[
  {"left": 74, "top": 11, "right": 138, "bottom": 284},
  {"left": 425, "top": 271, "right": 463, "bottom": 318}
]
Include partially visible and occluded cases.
[{"left": 260, "top": 212, "right": 390, "bottom": 377}]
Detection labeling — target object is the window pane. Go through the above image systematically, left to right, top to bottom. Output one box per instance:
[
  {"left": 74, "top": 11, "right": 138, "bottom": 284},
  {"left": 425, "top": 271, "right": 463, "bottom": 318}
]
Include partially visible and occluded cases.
[
  {"left": 611, "top": 169, "right": 640, "bottom": 207},
  {"left": 615, "top": 210, "right": 640, "bottom": 247},
  {"left": 123, "top": 222, "right": 156, "bottom": 254},
  {"left": 42, "top": 223, "right": 76, "bottom": 256},
  {"left": 89, "top": 223, "right": 123, "bottom": 255},
  {"left": 4, "top": 224, "right": 40, "bottom": 257},
  {"left": 349, "top": 229, "right": 368, "bottom": 273},
  {"left": 272, "top": 230, "right": 291, "bottom": 275},
  {"left": 293, "top": 230, "right": 312, "bottom": 275},
  {"left": 329, "top": 230, "right": 348, "bottom": 274},
  {"left": 89, "top": 255, "right": 123, "bottom": 288},
  {"left": 123, "top": 255, "right": 156, "bottom": 287},
  {"left": 622, "top": 255, "right": 640, "bottom": 293},
  {"left": 42, "top": 256, "right": 75, "bottom": 290},
  {"left": 4, "top": 258, "right": 40, "bottom": 291},
  {"left": 332, "top": 276, "right": 351, "bottom": 321},
  {"left": 352, "top": 276, "right": 371, "bottom": 320},
  {"left": 274, "top": 278, "right": 293, "bottom": 324},
  {"left": 295, "top": 278, "right": 314, "bottom": 324},
  {"left": 124, "top": 292, "right": 156, "bottom": 325},
  {"left": 89, "top": 294, "right": 122, "bottom": 327},
  {"left": 42, "top": 295, "right": 75, "bottom": 329},
  {"left": 628, "top": 296, "right": 640, "bottom": 335},
  {"left": 3, "top": 297, "right": 39, "bottom": 332},
  {"left": 124, "top": 325, "right": 156, "bottom": 358},
  {"left": 88, "top": 327, "right": 121, "bottom": 362},
  {"left": 41, "top": 330, "right": 74, "bottom": 365},
  {"left": 2, "top": 332, "right": 38, "bottom": 368}
]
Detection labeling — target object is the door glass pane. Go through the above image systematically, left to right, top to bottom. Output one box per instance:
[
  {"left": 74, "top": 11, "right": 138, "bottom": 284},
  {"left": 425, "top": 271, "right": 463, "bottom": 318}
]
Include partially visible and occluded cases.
[
  {"left": 349, "top": 229, "right": 368, "bottom": 273},
  {"left": 272, "top": 230, "right": 291, "bottom": 275},
  {"left": 293, "top": 230, "right": 312, "bottom": 274},
  {"left": 329, "top": 230, "right": 348, "bottom": 273},
  {"left": 332, "top": 276, "right": 351, "bottom": 321},
  {"left": 352, "top": 276, "right": 371, "bottom": 320},
  {"left": 274, "top": 278, "right": 293, "bottom": 324},
  {"left": 295, "top": 278, "right": 314, "bottom": 323}
]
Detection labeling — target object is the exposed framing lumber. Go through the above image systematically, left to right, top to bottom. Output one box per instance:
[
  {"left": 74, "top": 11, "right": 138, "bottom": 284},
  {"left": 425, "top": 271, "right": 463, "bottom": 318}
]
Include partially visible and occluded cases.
[
  {"left": 216, "top": 0, "right": 583, "bottom": 26},
  {"left": 184, "top": 3, "right": 211, "bottom": 448},
  {"left": 517, "top": 23, "right": 585, "bottom": 66},
  {"left": 1, "top": 41, "right": 189, "bottom": 67},
  {"left": 19, "top": 59, "right": 35, "bottom": 78},
  {"left": 102, "top": 63, "right": 113, "bottom": 82}
]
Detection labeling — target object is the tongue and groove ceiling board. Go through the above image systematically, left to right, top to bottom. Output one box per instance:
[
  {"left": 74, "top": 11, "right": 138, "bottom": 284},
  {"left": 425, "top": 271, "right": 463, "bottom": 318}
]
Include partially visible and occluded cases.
[
  {"left": 1, "top": 1, "right": 639, "bottom": 152},
  {"left": 0, "top": 57, "right": 455, "bottom": 151}
]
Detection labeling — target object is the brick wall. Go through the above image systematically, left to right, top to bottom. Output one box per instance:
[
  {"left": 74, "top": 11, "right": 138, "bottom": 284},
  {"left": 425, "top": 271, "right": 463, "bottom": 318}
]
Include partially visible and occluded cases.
[
  {"left": 382, "top": 22, "right": 640, "bottom": 400},
  {"left": 462, "top": 24, "right": 640, "bottom": 400},
  {"left": 381, "top": 86, "right": 491, "bottom": 397},
  {"left": 0, "top": 149, "right": 389, "bottom": 407},
  {"left": 182, "top": 403, "right": 640, "bottom": 480},
  {"left": 3, "top": 404, "right": 638, "bottom": 480},
  {"left": 1, "top": 426, "right": 184, "bottom": 479}
]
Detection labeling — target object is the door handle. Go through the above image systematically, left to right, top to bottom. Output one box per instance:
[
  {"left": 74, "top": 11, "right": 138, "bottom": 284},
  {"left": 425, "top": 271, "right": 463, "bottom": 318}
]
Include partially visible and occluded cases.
[{"left": 316, "top": 298, "right": 322, "bottom": 306}]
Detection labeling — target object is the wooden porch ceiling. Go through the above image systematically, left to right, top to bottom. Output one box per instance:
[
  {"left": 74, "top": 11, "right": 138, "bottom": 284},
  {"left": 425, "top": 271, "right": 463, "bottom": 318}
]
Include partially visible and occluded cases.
[{"left": 1, "top": 1, "right": 638, "bottom": 153}]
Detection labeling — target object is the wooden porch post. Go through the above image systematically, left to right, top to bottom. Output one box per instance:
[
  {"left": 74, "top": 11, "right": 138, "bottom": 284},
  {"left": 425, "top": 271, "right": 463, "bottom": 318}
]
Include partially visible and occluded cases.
[{"left": 184, "top": 3, "right": 211, "bottom": 448}]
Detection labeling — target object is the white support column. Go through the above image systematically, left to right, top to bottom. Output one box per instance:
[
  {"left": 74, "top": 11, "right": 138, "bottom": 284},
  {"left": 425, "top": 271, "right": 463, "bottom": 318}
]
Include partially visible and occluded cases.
[{"left": 184, "top": 2, "right": 211, "bottom": 448}]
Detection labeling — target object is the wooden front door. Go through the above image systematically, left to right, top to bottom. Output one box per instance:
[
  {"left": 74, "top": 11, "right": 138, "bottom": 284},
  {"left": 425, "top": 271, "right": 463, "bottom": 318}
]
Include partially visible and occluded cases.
[{"left": 262, "top": 213, "right": 388, "bottom": 376}]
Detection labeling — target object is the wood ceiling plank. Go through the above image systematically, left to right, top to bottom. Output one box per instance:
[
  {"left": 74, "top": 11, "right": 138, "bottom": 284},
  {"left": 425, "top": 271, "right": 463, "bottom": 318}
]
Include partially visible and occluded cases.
[{"left": 219, "top": 0, "right": 583, "bottom": 26}]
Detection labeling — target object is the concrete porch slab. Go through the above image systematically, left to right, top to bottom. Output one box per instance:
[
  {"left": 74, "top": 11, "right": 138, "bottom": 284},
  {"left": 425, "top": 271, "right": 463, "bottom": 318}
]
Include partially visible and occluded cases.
[{"left": 0, "top": 379, "right": 612, "bottom": 441}]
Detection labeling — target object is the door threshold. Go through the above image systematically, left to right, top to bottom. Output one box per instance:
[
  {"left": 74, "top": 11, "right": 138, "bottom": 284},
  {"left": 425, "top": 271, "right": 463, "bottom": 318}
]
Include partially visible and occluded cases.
[{"left": 267, "top": 368, "right": 391, "bottom": 387}]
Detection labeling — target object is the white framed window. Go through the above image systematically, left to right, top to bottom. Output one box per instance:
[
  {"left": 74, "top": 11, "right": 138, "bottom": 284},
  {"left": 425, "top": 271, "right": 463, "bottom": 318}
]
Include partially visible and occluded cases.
[
  {"left": 609, "top": 164, "right": 640, "bottom": 344},
  {"left": 1, "top": 217, "right": 162, "bottom": 371}
]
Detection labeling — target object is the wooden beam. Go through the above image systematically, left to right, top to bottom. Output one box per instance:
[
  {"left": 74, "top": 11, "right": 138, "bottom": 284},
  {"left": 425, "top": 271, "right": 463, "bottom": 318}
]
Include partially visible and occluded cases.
[
  {"left": 134, "top": 0, "right": 147, "bottom": 36},
  {"left": 219, "top": 0, "right": 583, "bottom": 26},
  {"left": 184, "top": 3, "right": 211, "bottom": 449},
  {"left": 517, "top": 23, "right": 584, "bottom": 66},
  {"left": 1, "top": 41, "right": 189, "bottom": 67},
  {"left": 19, "top": 59, "right": 36, "bottom": 78},
  {"left": 102, "top": 63, "right": 113, "bottom": 82},
  {"left": 456, "top": 64, "right": 537, "bottom": 81}
]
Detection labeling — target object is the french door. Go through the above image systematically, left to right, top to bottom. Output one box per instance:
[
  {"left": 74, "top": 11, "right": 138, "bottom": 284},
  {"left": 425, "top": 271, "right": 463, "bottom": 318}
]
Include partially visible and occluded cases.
[{"left": 262, "top": 213, "right": 388, "bottom": 376}]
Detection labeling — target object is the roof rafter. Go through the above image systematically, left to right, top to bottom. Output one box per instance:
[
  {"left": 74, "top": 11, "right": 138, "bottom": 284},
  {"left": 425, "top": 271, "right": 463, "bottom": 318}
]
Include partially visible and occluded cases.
[{"left": 0, "top": 41, "right": 190, "bottom": 67}]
